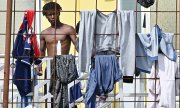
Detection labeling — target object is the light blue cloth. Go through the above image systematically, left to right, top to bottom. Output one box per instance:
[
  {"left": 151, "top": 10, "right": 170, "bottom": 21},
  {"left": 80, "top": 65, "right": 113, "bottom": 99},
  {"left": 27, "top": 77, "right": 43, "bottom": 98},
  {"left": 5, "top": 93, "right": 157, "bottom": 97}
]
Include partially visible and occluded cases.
[
  {"left": 78, "top": 10, "right": 119, "bottom": 73},
  {"left": 78, "top": 11, "right": 135, "bottom": 78},
  {"left": 78, "top": 11, "right": 96, "bottom": 73},
  {"left": 118, "top": 11, "right": 135, "bottom": 76},
  {"left": 136, "top": 25, "right": 177, "bottom": 72},
  {"left": 160, "top": 32, "right": 177, "bottom": 61},
  {"left": 136, "top": 35, "right": 153, "bottom": 73},
  {"left": 85, "top": 55, "right": 122, "bottom": 108}
]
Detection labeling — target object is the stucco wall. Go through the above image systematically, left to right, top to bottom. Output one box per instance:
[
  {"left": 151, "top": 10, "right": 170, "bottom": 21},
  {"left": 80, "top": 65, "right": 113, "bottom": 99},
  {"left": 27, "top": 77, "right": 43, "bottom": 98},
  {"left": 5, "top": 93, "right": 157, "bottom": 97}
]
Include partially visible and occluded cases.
[{"left": 150, "top": 0, "right": 179, "bottom": 49}]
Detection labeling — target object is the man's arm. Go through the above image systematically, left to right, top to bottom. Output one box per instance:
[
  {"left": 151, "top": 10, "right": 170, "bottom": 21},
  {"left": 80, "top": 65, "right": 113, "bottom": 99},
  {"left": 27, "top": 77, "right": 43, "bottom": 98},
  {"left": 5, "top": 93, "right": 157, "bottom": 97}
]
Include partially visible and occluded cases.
[
  {"left": 68, "top": 26, "right": 78, "bottom": 51},
  {"left": 36, "top": 33, "right": 46, "bottom": 76},
  {"left": 40, "top": 33, "right": 46, "bottom": 57}
]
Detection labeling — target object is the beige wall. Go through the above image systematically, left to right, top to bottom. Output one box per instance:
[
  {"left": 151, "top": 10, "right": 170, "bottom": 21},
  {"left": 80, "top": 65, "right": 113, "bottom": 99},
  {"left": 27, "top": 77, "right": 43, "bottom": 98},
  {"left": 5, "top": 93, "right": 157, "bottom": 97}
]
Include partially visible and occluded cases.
[{"left": 150, "top": 0, "right": 179, "bottom": 49}]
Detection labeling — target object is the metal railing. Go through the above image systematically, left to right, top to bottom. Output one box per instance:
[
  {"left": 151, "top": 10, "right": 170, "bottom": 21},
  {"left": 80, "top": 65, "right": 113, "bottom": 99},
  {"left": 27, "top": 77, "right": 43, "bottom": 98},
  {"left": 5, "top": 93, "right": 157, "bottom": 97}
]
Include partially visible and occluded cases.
[{"left": 0, "top": 56, "right": 179, "bottom": 108}]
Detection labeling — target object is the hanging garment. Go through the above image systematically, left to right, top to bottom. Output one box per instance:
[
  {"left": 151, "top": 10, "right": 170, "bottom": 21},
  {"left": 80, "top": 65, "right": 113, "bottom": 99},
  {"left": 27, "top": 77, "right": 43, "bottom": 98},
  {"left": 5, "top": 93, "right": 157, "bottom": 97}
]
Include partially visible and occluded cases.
[
  {"left": 137, "top": 0, "right": 155, "bottom": 8},
  {"left": 12, "top": 10, "right": 41, "bottom": 96},
  {"left": 13, "top": 10, "right": 41, "bottom": 64},
  {"left": 78, "top": 10, "right": 135, "bottom": 79},
  {"left": 78, "top": 10, "right": 96, "bottom": 73},
  {"left": 95, "top": 10, "right": 119, "bottom": 53},
  {"left": 118, "top": 11, "right": 135, "bottom": 83},
  {"left": 136, "top": 25, "right": 177, "bottom": 73},
  {"left": 135, "top": 34, "right": 153, "bottom": 73},
  {"left": 85, "top": 54, "right": 122, "bottom": 108},
  {"left": 147, "top": 54, "right": 177, "bottom": 108},
  {"left": 49, "top": 55, "right": 79, "bottom": 108},
  {"left": 13, "top": 60, "right": 32, "bottom": 96},
  {"left": 147, "top": 62, "right": 160, "bottom": 108},
  {"left": 69, "top": 82, "right": 82, "bottom": 103}
]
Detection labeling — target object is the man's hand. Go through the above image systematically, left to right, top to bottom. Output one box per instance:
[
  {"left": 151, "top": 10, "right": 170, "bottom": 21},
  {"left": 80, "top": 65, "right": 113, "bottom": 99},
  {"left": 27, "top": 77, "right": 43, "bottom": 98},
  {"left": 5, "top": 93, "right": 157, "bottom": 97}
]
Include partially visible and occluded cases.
[{"left": 36, "top": 64, "right": 43, "bottom": 76}]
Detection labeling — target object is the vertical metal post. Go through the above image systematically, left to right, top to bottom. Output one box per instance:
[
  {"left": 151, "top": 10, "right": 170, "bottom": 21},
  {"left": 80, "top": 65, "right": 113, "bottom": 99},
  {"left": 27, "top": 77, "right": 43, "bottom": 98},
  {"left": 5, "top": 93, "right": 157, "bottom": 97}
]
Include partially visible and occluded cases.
[
  {"left": 3, "top": 0, "right": 12, "bottom": 108},
  {"left": 179, "top": 0, "right": 180, "bottom": 107}
]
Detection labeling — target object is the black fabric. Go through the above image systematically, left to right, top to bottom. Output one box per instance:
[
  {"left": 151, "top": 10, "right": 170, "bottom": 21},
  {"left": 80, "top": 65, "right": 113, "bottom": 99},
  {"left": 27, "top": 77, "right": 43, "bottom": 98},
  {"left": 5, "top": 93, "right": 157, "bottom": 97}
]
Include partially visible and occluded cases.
[
  {"left": 137, "top": 0, "right": 155, "bottom": 8},
  {"left": 143, "top": 13, "right": 146, "bottom": 28},
  {"left": 75, "top": 21, "right": 80, "bottom": 52},
  {"left": 76, "top": 21, "right": 80, "bottom": 34},
  {"left": 49, "top": 55, "right": 78, "bottom": 108},
  {"left": 135, "top": 70, "right": 141, "bottom": 77},
  {"left": 123, "top": 76, "right": 133, "bottom": 83}
]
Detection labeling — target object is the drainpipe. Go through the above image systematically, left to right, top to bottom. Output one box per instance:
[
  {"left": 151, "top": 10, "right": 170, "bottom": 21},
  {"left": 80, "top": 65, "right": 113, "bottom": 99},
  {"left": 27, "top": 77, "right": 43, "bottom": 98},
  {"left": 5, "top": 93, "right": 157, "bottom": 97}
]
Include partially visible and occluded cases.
[{"left": 3, "top": 0, "right": 12, "bottom": 107}]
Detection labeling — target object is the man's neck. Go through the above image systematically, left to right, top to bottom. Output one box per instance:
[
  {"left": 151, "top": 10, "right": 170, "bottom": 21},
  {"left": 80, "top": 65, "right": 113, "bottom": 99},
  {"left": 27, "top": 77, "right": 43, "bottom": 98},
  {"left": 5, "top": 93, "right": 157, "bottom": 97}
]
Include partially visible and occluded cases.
[{"left": 51, "top": 21, "right": 63, "bottom": 28}]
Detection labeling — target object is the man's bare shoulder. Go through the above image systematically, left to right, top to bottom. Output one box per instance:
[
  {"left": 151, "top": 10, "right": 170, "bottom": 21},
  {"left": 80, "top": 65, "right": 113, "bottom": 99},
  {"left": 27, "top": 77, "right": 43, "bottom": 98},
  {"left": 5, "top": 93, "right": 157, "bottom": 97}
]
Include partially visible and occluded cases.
[
  {"left": 61, "top": 24, "right": 75, "bottom": 34},
  {"left": 40, "top": 27, "right": 52, "bottom": 39},
  {"left": 41, "top": 27, "right": 52, "bottom": 35}
]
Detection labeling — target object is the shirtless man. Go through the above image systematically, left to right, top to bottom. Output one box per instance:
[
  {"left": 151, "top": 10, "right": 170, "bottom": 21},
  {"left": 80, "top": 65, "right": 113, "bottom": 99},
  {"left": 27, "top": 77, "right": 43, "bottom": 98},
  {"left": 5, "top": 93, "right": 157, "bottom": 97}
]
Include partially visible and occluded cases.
[
  {"left": 37, "top": 2, "right": 77, "bottom": 75},
  {"left": 38, "top": 2, "right": 78, "bottom": 108},
  {"left": 40, "top": 2, "right": 77, "bottom": 57}
]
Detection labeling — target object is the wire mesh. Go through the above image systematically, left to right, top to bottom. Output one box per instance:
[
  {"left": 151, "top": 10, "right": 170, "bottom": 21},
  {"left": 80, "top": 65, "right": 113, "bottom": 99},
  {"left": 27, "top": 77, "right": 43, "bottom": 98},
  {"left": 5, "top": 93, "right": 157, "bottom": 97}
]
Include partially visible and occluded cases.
[{"left": 0, "top": 0, "right": 179, "bottom": 108}]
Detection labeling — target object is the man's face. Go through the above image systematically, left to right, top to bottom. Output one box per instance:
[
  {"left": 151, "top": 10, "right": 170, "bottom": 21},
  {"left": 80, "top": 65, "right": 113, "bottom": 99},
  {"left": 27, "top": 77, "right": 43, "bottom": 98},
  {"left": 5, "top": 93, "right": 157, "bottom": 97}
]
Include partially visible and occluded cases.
[{"left": 46, "top": 10, "right": 60, "bottom": 25}]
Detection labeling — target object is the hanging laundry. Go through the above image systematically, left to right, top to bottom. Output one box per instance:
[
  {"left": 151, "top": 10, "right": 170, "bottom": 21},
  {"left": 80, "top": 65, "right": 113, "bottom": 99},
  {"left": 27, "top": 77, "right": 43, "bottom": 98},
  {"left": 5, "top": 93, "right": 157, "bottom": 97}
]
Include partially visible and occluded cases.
[
  {"left": 137, "top": 0, "right": 155, "bottom": 8},
  {"left": 12, "top": 10, "right": 41, "bottom": 97},
  {"left": 78, "top": 10, "right": 135, "bottom": 82},
  {"left": 78, "top": 10, "right": 118, "bottom": 73},
  {"left": 119, "top": 11, "right": 135, "bottom": 83},
  {"left": 136, "top": 25, "right": 177, "bottom": 73},
  {"left": 85, "top": 53, "right": 122, "bottom": 108},
  {"left": 147, "top": 54, "right": 177, "bottom": 108},
  {"left": 49, "top": 55, "right": 81, "bottom": 108},
  {"left": 69, "top": 82, "right": 82, "bottom": 103}
]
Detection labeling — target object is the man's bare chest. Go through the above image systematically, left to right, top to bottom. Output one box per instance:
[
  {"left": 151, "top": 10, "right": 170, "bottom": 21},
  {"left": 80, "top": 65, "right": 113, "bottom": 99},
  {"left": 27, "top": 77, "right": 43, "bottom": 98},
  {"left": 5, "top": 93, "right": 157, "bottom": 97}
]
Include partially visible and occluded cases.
[{"left": 45, "top": 34, "right": 67, "bottom": 44}]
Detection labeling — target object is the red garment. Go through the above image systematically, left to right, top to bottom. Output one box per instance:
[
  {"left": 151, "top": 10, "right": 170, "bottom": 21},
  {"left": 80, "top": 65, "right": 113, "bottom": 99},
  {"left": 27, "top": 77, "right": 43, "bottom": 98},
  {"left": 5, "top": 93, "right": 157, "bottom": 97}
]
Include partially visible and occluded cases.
[
  {"left": 16, "top": 10, "right": 41, "bottom": 60},
  {"left": 20, "top": 10, "right": 35, "bottom": 29},
  {"left": 23, "top": 10, "right": 41, "bottom": 58},
  {"left": 31, "top": 33, "right": 41, "bottom": 57}
]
